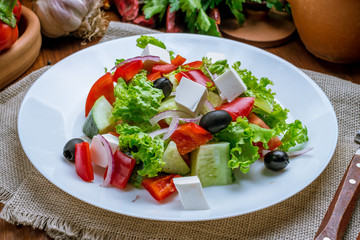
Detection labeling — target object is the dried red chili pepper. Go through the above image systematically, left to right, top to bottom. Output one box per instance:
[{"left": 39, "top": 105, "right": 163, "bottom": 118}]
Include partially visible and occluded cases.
[
  {"left": 113, "top": 0, "right": 139, "bottom": 22},
  {"left": 166, "top": 5, "right": 182, "bottom": 33}
]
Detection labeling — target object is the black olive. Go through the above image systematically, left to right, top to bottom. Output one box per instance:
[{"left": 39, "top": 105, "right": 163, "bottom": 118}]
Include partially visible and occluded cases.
[
  {"left": 153, "top": 77, "right": 173, "bottom": 98},
  {"left": 199, "top": 110, "right": 232, "bottom": 134},
  {"left": 63, "top": 138, "right": 84, "bottom": 162},
  {"left": 264, "top": 150, "right": 289, "bottom": 171}
]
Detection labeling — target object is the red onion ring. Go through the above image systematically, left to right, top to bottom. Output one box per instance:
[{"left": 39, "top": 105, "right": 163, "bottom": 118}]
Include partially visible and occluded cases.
[
  {"left": 204, "top": 100, "right": 215, "bottom": 112},
  {"left": 149, "top": 110, "right": 192, "bottom": 126},
  {"left": 162, "top": 115, "right": 179, "bottom": 140},
  {"left": 179, "top": 115, "right": 203, "bottom": 123},
  {"left": 149, "top": 128, "right": 169, "bottom": 138},
  {"left": 92, "top": 135, "right": 114, "bottom": 187},
  {"left": 261, "top": 147, "right": 314, "bottom": 158}
]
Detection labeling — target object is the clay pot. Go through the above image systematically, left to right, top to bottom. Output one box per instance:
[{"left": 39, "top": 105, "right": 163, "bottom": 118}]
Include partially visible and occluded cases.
[
  {"left": 288, "top": 0, "right": 360, "bottom": 63},
  {"left": 0, "top": 6, "right": 42, "bottom": 90}
]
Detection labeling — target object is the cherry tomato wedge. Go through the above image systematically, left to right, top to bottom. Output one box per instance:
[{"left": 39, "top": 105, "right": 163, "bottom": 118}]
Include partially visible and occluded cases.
[
  {"left": 171, "top": 55, "right": 186, "bottom": 66},
  {"left": 113, "top": 60, "right": 143, "bottom": 82},
  {"left": 183, "top": 61, "right": 202, "bottom": 69},
  {"left": 151, "top": 64, "right": 178, "bottom": 74},
  {"left": 175, "top": 69, "right": 214, "bottom": 87},
  {"left": 147, "top": 71, "right": 162, "bottom": 81},
  {"left": 85, "top": 72, "right": 115, "bottom": 117},
  {"left": 216, "top": 97, "right": 255, "bottom": 121},
  {"left": 247, "top": 113, "right": 282, "bottom": 151},
  {"left": 170, "top": 122, "right": 213, "bottom": 155},
  {"left": 75, "top": 142, "right": 94, "bottom": 182},
  {"left": 108, "top": 150, "right": 136, "bottom": 189},
  {"left": 141, "top": 174, "right": 181, "bottom": 201}
]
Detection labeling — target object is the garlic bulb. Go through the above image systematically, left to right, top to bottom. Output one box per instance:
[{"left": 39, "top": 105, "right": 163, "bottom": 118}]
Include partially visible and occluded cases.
[{"left": 34, "top": 0, "right": 108, "bottom": 40}]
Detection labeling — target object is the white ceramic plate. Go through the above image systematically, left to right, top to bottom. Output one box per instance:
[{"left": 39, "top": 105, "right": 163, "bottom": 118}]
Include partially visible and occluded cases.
[{"left": 18, "top": 34, "right": 338, "bottom": 221}]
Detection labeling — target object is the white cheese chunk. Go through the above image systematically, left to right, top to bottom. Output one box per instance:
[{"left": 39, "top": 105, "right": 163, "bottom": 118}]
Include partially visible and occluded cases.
[
  {"left": 141, "top": 43, "right": 171, "bottom": 64},
  {"left": 205, "top": 52, "right": 226, "bottom": 63},
  {"left": 214, "top": 68, "right": 247, "bottom": 102},
  {"left": 175, "top": 77, "right": 208, "bottom": 117},
  {"left": 101, "top": 133, "right": 119, "bottom": 153},
  {"left": 173, "top": 176, "right": 210, "bottom": 210}
]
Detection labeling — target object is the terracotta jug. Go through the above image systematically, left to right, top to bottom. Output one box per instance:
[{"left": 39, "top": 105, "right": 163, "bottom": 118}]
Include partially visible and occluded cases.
[{"left": 288, "top": 0, "right": 360, "bottom": 63}]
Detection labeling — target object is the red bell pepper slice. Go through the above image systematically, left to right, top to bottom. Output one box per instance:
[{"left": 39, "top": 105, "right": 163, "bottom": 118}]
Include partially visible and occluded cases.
[
  {"left": 171, "top": 55, "right": 186, "bottom": 66},
  {"left": 113, "top": 60, "right": 144, "bottom": 82},
  {"left": 183, "top": 61, "right": 202, "bottom": 69},
  {"left": 151, "top": 63, "right": 178, "bottom": 74},
  {"left": 175, "top": 69, "right": 214, "bottom": 87},
  {"left": 147, "top": 71, "right": 162, "bottom": 82},
  {"left": 85, "top": 72, "right": 115, "bottom": 117},
  {"left": 216, "top": 97, "right": 255, "bottom": 121},
  {"left": 247, "top": 113, "right": 282, "bottom": 151},
  {"left": 170, "top": 122, "right": 213, "bottom": 155},
  {"left": 75, "top": 142, "right": 94, "bottom": 182},
  {"left": 109, "top": 150, "right": 136, "bottom": 189},
  {"left": 142, "top": 174, "right": 181, "bottom": 201}
]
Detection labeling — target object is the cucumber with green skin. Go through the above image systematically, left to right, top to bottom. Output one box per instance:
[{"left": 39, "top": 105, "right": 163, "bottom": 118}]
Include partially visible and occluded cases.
[
  {"left": 83, "top": 96, "right": 114, "bottom": 138},
  {"left": 162, "top": 141, "right": 190, "bottom": 175},
  {"left": 190, "top": 142, "right": 233, "bottom": 187}
]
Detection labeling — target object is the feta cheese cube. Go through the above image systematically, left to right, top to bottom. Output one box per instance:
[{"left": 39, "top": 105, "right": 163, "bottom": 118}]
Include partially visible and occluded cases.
[
  {"left": 141, "top": 43, "right": 171, "bottom": 64},
  {"left": 205, "top": 52, "right": 226, "bottom": 63},
  {"left": 214, "top": 68, "right": 247, "bottom": 102},
  {"left": 175, "top": 77, "right": 208, "bottom": 117},
  {"left": 101, "top": 133, "right": 119, "bottom": 153},
  {"left": 173, "top": 176, "right": 210, "bottom": 210}
]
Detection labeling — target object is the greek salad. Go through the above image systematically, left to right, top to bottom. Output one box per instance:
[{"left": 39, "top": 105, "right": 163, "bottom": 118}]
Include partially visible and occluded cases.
[{"left": 63, "top": 35, "right": 310, "bottom": 209}]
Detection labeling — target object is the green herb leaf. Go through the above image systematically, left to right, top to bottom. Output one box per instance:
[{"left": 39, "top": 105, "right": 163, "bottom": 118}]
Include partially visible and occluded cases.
[{"left": 143, "top": 0, "right": 169, "bottom": 21}]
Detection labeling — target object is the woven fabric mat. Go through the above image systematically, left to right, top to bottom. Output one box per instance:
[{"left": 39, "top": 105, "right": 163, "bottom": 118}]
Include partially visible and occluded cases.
[{"left": 1, "top": 21, "right": 360, "bottom": 240}]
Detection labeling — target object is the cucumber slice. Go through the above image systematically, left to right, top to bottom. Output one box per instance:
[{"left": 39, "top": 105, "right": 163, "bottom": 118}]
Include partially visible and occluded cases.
[
  {"left": 83, "top": 96, "right": 114, "bottom": 138},
  {"left": 162, "top": 141, "right": 190, "bottom": 175},
  {"left": 190, "top": 142, "right": 232, "bottom": 187}
]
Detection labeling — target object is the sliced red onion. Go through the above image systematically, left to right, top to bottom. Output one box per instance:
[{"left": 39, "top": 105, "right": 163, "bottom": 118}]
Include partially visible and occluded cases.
[
  {"left": 111, "top": 55, "right": 161, "bottom": 70},
  {"left": 204, "top": 100, "right": 215, "bottom": 111},
  {"left": 149, "top": 110, "right": 191, "bottom": 126},
  {"left": 179, "top": 114, "right": 203, "bottom": 123},
  {"left": 162, "top": 115, "right": 179, "bottom": 140},
  {"left": 149, "top": 128, "right": 169, "bottom": 138},
  {"left": 90, "top": 134, "right": 115, "bottom": 187},
  {"left": 90, "top": 134, "right": 112, "bottom": 168},
  {"left": 261, "top": 147, "right": 314, "bottom": 158},
  {"left": 287, "top": 147, "right": 314, "bottom": 158}
]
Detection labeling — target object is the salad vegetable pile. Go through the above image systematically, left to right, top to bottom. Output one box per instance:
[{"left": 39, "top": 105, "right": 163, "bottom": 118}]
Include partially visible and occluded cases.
[{"left": 63, "top": 35, "right": 309, "bottom": 206}]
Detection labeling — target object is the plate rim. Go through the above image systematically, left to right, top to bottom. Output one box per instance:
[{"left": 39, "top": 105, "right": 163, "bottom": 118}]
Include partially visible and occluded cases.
[{"left": 17, "top": 33, "right": 339, "bottom": 221}]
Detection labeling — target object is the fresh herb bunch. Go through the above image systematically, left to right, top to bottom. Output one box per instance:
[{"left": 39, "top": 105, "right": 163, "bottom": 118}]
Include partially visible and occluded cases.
[{"left": 142, "top": 0, "right": 290, "bottom": 36}]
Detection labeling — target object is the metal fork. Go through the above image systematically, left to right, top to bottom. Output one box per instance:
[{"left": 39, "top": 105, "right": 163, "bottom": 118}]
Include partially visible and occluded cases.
[{"left": 314, "top": 130, "right": 360, "bottom": 240}]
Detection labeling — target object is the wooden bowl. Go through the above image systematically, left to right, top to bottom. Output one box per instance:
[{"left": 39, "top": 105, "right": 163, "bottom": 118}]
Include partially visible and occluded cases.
[{"left": 0, "top": 6, "right": 41, "bottom": 90}]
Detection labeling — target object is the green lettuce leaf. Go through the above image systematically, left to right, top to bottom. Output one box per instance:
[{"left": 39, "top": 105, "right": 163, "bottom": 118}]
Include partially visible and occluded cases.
[
  {"left": 136, "top": 35, "right": 167, "bottom": 49},
  {"left": 202, "top": 57, "right": 229, "bottom": 76},
  {"left": 112, "top": 73, "right": 164, "bottom": 124},
  {"left": 215, "top": 117, "right": 276, "bottom": 173},
  {"left": 279, "top": 120, "right": 309, "bottom": 152},
  {"left": 116, "top": 123, "right": 165, "bottom": 177}
]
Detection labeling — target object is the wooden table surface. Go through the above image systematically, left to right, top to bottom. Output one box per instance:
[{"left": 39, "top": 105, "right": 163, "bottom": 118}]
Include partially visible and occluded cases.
[{"left": 1, "top": 2, "right": 360, "bottom": 240}]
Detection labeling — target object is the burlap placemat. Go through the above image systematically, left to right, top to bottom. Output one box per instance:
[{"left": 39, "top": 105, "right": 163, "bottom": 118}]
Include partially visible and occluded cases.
[{"left": 1, "top": 21, "right": 360, "bottom": 239}]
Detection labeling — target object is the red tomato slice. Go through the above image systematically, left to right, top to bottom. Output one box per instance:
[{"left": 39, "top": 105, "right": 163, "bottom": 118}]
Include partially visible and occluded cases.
[
  {"left": 171, "top": 55, "right": 186, "bottom": 66},
  {"left": 113, "top": 60, "right": 144, "bottom": 82},
  {"left": 183, "top": 61, "right": 202, "bottom": 69},
  {"left": 151, "top": 63, "right": 178, "bottom": 74},
  {"left": 175, "top": 69, "right": 214, "bottom": 87},
  {"left": 147, "top": 71, "right": 162, "bottom": 81},
  {"left": 85, "top": 72, "right": 115, "bottom": 117},
  {"left": 216, "top": 97, "right": 255, "bottom": 121},
  {"left": 247, "top": 113, "right": 282, "bottom": 151},
  {"left": 170, "top": 122, "right": 213, "bottom": 155},
  {"left": 75, "top": 142, "right": 94, "bottom": 182},
  {"left": 110, "top": 150, "right": 136, "bottom": 189},
  {"left": 142, "top": 174, "right": 181, "bottom": 201}
]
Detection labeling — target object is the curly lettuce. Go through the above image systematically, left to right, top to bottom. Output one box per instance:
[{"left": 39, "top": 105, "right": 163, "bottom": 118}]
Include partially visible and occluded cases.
[
  {"left": 112, "top": 72, "right": 163, "bottom": 124},
  {"left": 215, "top": 117, "right": 276, "bottom": 173},
  {"left": 116, "top": 123, "right": 165, "bottom": 178}
]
